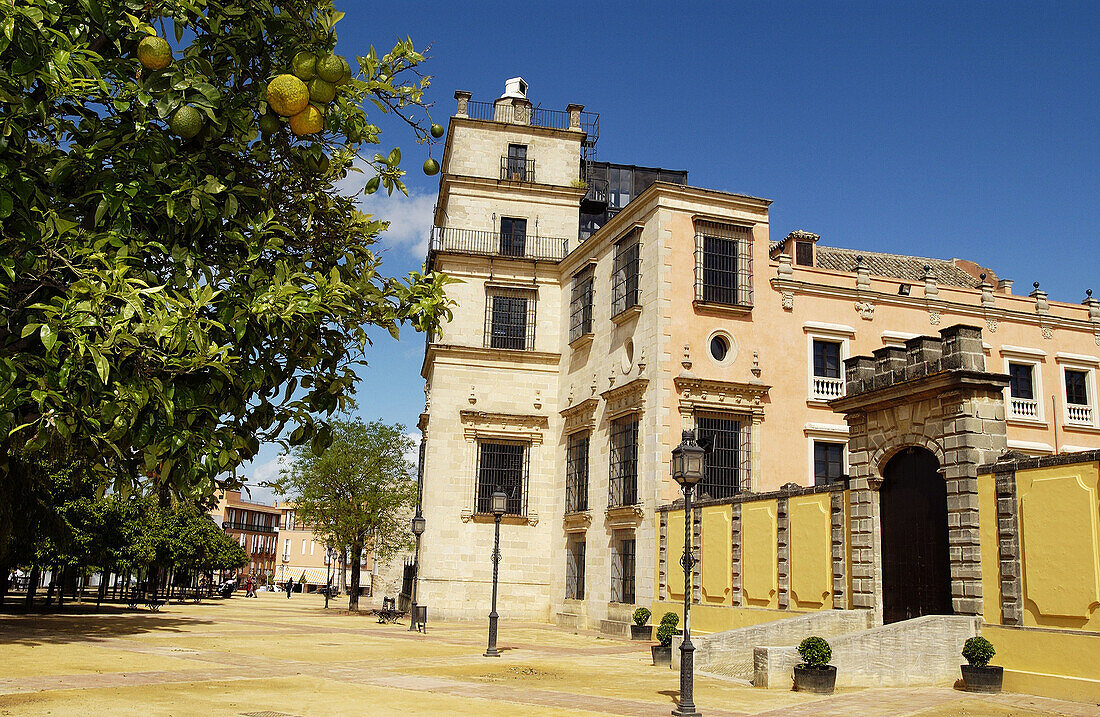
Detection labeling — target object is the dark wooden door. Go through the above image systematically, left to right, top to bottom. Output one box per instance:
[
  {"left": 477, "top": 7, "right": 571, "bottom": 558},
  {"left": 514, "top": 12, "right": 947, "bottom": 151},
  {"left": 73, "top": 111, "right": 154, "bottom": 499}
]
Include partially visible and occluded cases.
[{"left": 880, "top": 447, "right": 953, "bottom": 624}]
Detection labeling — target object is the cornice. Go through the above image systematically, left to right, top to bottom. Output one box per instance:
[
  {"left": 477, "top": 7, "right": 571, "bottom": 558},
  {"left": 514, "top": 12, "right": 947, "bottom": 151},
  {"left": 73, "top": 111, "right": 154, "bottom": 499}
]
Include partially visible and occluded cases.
[
  {"left": 423, "top": 344, "right": 561, "bottom": 375},
  {"left": 674, "top": 375, "right": 770, "bottom": 416},
  {"left": 601, "top": 378, "right": 649, "bottom": 420},
  {"left": 560, "top": 397, "right": 599, "bottom": 434},
  {"left": 459, "top": 410, "right": 549, "bottom": 444},
  {"left": 605, "top": 504, "right": 645, "bottom": 528},
  {"left": 563, "top": 511, "right": 593, "bottom": 533}
]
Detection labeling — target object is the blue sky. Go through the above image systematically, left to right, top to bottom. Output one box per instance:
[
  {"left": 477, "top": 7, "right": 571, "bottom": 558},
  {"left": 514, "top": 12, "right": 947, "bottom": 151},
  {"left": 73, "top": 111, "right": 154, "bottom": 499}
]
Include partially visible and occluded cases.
[{"left": 237, "top": 1, "right": 1100, "bottom": 502}]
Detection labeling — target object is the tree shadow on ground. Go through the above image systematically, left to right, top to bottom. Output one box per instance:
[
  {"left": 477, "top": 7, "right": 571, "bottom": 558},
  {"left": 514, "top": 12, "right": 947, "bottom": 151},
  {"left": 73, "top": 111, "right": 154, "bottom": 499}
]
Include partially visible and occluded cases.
[{"left": 0, "top": 605, "right": 215, "bottom": 647}]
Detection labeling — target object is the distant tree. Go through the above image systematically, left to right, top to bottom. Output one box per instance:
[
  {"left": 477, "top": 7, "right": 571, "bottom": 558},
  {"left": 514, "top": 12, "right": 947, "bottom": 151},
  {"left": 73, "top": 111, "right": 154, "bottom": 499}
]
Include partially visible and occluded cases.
[{"left": 274, "top": 417, "right": 415, "bottom": 611}]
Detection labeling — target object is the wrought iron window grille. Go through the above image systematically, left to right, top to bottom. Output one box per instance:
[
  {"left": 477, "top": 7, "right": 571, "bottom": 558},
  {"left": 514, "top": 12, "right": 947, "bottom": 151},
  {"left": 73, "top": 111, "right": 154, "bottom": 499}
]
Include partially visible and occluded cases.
[
  {"left": 694, "top": 221, "right": 753, "bottom": 307},
  {"left": 611, "top": 232, "right": 641, "bottom": 316},
  {"left": 569, "top": 266, "right": 595, "bottom": 342},
  {"left": 484, "top": 286, "right": 536, "bottom": 350},
  {"left": 695, "top": 412, "right": 751, "bottom": 499},
  {"left": 609, "top": 417, "right": 639, "bottom": 507},
  {"left": 566, "top": 432, "right": 590, "bottom": 513},
  {"left": 474, "top": 441, "right": 529, "bottom": 516},
  {"left": 611, "top": 532, "right": 636, "bottom": 604},
  {"left": 566, "top": 539, "right": 586, "bottom": 600}
]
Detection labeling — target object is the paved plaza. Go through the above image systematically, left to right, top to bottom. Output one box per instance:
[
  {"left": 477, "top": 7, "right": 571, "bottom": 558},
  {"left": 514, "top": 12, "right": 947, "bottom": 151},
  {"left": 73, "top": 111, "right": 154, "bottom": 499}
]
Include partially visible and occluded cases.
[{"left": 0, "top": 594, "right": 1095, "bottom": 716}]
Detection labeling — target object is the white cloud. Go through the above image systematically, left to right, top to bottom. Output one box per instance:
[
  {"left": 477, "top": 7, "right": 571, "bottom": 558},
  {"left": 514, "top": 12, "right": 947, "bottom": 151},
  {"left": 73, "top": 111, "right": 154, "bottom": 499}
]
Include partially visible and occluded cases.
[
  {"left": 337, "top": 164, "right": 435, "bottom": 258},
  {"left": 239, "top": 453, "right": 292, "bottom": 505}
]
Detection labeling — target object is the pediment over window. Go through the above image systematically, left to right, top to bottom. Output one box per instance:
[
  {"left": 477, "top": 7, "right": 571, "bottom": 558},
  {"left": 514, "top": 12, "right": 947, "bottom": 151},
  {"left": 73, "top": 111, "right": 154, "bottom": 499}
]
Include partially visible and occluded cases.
[
  {"left": 674, "top": 376, "right": 770, "bottom": 417},
  {"left": 601, "top": 378, "right": 648, "bottom": 420},
  {"left": 561, "top": 398, "right": 599, "bottom": 435},
  {"left": 459, "top": 410, "right": 548, "bottom": 444}
]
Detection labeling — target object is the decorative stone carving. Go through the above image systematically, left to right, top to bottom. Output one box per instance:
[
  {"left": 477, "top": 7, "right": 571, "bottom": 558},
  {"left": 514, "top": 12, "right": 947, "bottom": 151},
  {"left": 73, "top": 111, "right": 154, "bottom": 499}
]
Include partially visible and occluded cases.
[
  {"left": 781, "top": 290, "right": 794, "bottom": 310},
  {"left": 855, "top": 301, "right": 875, "bottom": 320},
  {"left": 929, "top": 310, "right": 941, "bottom": 325},
  {"left": 986, "top": 318, "right": 998, "bottom": 332},
  {"left": 682, "top": 344, "right": 692, "bottom": 370},
  {"left": 751, "top": 351, "right": 762, "bottom": 379},
  {"left": 675, "top": 376, "right": 769, "bottom": 419},
  {"left": 602, "top": 378, "right": 648, "bottom": 420},
  {"left": 468, "top": 385, "right": 477, "bottom": 405},
  {"left": 534, "top": 390, "right": 542, "bottom": 410},
  {"left": 560, "top": 398, "right": 599, "bottom": 435},
  {"left": 460, "top": 410, "right": 548, "bottom": 444},
  {"left": 605, "top": 504, "right": 645, "bottom": 528},
  {"left": 563, "top": 511, "right": 593, "bottom": 533}
]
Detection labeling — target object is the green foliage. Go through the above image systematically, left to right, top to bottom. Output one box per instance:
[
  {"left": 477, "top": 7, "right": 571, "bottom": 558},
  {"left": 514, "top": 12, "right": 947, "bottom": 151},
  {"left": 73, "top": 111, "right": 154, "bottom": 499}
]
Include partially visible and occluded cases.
[
  {"left": 0, "top": 0, "right": 456, "bottom": 537},
  {"left": 273, "top": 416, "right": 416, "bottom": 608},
  {"left": 632, "top": 606, "right": 651, "bottom": 626},
  {"left": 660, "top": 611, "right": 680, "bottom": 628},
  {"left": 656, "top": 622, "right": 677, "bottom": 647},
  {"left": 797, "top": 636, "right": 832, "bottom": 668},
  {"left": 962, "top": 636, "right": 995, "bottom": 667}
]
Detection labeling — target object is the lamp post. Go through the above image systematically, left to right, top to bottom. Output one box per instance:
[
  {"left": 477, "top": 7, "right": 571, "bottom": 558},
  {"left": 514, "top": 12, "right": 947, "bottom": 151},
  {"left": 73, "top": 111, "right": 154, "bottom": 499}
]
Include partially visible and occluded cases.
[
  {"left": 671, "top": 429, "right": 705, "bottom": 717},
  {"left": 484, "top": 490, "right": 507, "bottom": 657},
  {"left": 409, "top": 509, "right": 426, "bottom": 632},
  {"left": 324, "top": 544, "right": 333, "bottom": 609}
]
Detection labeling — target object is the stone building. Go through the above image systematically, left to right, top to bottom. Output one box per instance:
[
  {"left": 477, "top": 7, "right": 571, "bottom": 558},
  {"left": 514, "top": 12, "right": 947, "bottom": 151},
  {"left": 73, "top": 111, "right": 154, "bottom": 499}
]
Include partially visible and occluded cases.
[{"left": 416, "top": 78, "right": 1100, "bottom": 632}]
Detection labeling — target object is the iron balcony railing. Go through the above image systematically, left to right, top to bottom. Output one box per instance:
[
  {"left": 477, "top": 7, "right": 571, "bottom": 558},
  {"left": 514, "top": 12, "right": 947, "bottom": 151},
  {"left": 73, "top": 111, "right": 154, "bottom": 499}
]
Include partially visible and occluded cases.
[
  {"left": 464, "top": 100, "right": 600, "bottom": 139},
  {"left": 500, "top": 156, "right": 535, "bottom": 182},
  {"left": 431, "top": 226, "right": 568, "bottom": 261},
  {"left": 222, "top": 521, "right": 278, "bottom": 534}
]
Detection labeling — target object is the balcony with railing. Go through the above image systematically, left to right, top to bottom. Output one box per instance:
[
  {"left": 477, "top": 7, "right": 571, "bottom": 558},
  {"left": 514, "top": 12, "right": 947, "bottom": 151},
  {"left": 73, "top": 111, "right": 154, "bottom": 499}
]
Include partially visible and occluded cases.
[
  {"left": 463, "top": 99, "right": 599, "bottom": 139},
  {"left": 500, "top": 156, "right": 535, "bottom": 182},
  {"left": 430, "top": 226, "right": 569, "bottom": 261},
  {"left": 812, "top": 376, "right": 845, "bottom": 401},
  {"left": 1010, "top": 397, "right": 1040, "bottom": 420},
  {"left": 1067, "top": 403, "right": 1093, "bottom": 425},
  {"left": 222, "top": 521, "right": 278, "bottom": 534}
]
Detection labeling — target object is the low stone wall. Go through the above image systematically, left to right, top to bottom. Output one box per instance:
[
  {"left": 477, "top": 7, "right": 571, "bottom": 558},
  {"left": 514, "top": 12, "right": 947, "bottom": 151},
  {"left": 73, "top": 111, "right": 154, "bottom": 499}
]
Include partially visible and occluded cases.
[
  {"left": 673, "top": 609, "right": 872, "bottom": 679},
  {"left": 753, "top": 615, "right": 980, "bottom": 688}
]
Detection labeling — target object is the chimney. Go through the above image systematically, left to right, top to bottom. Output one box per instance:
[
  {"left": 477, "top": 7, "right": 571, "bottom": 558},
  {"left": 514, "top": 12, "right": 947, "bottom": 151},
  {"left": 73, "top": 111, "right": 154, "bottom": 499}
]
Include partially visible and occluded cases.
[{"left": 500, "top": 77, "right": 528, "bottom": 100}]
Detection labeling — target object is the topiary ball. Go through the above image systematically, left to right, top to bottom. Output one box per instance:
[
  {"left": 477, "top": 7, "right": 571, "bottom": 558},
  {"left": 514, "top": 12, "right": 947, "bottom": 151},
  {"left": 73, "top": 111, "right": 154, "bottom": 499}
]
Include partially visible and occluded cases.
[
  {"left": 632, "top": 607, "right": 651, "bottom": 627},
  {"left": 659, "top": 611, "right": 680, "bottom": 628},
  {"left": 656, "top": 622, "right": 677, "bottom": 647},
  {"left": 797, "top": 636, "right": 832, "bottom": 668},
  {"left": 962, "top": 636, "right": 995, "bottom": 668}
]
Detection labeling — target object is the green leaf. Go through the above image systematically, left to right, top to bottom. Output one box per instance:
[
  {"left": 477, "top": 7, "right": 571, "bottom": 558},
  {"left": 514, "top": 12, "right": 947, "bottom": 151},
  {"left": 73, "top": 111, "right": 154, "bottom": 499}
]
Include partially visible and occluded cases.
[
  {"left": 387, "top": 147, "right": 401, "bottom": 167},
  {"left": 364, "top": 176, "right": 380, "bottom": 194},
  {"left": 0, "top": 190, "right": 11, "bottom": 219},
  {"left": 40, "top": 324, "right": 57, "bottom": 352},
  {"left": 89, "top": 346, "right": 109, "bottom": 384}
]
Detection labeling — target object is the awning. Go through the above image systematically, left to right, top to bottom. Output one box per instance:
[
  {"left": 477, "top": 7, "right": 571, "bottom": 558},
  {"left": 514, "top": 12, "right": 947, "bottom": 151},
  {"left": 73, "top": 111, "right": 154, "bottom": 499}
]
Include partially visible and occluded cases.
[{"left": 289, "top": 568, "right": 333, "bottom": 586}]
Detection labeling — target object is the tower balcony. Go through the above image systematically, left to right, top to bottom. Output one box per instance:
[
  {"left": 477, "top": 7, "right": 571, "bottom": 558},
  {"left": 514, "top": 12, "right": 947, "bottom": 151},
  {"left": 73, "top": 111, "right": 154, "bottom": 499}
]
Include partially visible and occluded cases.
[{"left": 430, "top": 226, "right": 569, "bottom": 262}]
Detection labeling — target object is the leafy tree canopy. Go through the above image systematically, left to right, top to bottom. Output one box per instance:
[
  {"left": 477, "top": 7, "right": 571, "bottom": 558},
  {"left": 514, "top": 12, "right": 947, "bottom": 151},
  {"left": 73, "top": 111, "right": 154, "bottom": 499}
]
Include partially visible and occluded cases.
[
  {"left": 0, "top": 0, "right": 453, "bottom": 526},
  {"left": 273, "top": 416, "right": 415, "bottom": 609}
]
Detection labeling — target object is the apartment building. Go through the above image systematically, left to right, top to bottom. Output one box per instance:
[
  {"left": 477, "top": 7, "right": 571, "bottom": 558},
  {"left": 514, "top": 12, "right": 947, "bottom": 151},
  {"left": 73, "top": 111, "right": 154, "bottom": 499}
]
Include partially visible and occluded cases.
[
  {"left": 416, "top": 78, "right": 1100, "bottom": 632},
  {"left": 210, "top": 490, "right": 281, "bottom": 579}
]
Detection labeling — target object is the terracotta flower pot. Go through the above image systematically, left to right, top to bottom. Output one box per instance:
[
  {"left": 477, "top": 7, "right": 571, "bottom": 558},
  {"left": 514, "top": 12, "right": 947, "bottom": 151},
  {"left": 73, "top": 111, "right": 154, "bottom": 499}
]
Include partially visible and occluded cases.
[
  {"left": 631, "top": 624, "right": 652, "bottom": 641},
  {"left": 651, "top": 644, "right": 672, "bottom": 667},
  {"left": 961, "top": 664, "right": 1003, "bottom": 693},
  {"left": 793, "top": 665, "right": 837, "bottom": 694}
]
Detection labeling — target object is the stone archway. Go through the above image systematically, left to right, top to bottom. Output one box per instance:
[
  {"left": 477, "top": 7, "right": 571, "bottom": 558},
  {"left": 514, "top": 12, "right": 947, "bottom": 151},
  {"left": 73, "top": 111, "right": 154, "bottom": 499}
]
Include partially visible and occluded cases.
[
  {"left": 830, "top": 326, "right": 1009, "bottom": 624},
  {"left": 879, "top": 446, "right": 953, "bottom": 623}
]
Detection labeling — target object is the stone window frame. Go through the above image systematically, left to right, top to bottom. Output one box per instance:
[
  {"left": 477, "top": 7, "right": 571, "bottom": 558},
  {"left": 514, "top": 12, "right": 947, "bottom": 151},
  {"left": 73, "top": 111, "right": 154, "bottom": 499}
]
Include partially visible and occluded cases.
[
  {"left": 484, "top": 283, "right": 537, "bottom": 351},
  {"left": 804, "top": 322, "right": 855, "bottom": 405},
  {"left": 706, "top": 329, "right": 737, "bottom": 367},
  {"left": 1000, "top": 345, "right": 1047, "bottom": 425},
  {"left": 1055, "top": 352, "right": 1100, "bottom": 429},
  {"left": 804, "top": 423, "right": 850, "bottom": 486},
  {"left": 610, "top": 529, "right": 636, "bottom": 604}
]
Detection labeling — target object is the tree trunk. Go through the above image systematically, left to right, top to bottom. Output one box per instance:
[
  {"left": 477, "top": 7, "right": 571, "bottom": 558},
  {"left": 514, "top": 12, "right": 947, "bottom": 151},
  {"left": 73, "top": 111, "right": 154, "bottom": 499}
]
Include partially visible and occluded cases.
[
  {"left": 348, "top": 539, "right": 363, "bottom": 612},
  {"left": 25, "top": 565, "right": 39, "bottom": 610},
  {"left": 56, "top": 565, "right": 65, "bottom": 609},
  {"left": 97, "top": 565, "right": 108, "bottom": 609}
]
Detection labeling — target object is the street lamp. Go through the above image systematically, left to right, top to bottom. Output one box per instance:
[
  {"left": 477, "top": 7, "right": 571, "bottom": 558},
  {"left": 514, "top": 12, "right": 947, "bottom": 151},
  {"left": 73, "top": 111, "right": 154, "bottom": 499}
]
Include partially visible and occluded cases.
[
  {"left": 670, "top": 429, "right": 705, "bottom": 717},
  {"left": 484, "top": 490, "right": 507, "bottom": 657},
  {"left": 409, "top": 509, "right": 426, "bottom": 632}
]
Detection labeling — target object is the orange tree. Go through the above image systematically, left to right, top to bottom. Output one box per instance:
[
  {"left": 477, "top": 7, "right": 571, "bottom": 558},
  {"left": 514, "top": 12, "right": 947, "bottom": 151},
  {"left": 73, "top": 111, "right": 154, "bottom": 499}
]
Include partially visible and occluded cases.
[{"left": 0, "top": 0, "right": 452, "bottom": 569}]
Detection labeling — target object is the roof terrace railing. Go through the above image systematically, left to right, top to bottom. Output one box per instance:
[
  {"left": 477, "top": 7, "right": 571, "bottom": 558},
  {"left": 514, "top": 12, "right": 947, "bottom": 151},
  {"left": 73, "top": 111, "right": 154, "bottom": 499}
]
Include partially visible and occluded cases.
[
  {"left": 463, "top": 100, "right": 599, "bottom": 139},
  {"left": 431, "top": 226, "right": 568, "bottom": 261}
]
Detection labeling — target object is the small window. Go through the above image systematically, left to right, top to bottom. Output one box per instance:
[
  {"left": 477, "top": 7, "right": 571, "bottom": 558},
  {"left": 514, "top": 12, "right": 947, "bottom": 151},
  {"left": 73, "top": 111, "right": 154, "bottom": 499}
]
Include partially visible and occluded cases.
[
  {"left": 504, "top": 144, "right": 531, "bottom": 181},
  {"left": 609, "top": 166, "right": 632, "bottom": 208},
  {"left": 499, "top": 217, "right": 527, "bottom": 257},
  {"left": 695, "top": 221, "right": 752, "bottom": 307},
  {"left": 611, "top": 233, "right": 640, "bottom": 316},
  {"left": 795, "top": 240, "right": 814, "bottom": 267},
  {"left": 569, "top": 266, "right": 595, "bottom": 341},
  {"left": 485, "top": 287, "right": 535, "bottom": 350},
  {"left": 710, "top": 335, "right": 729, "bottom": 362},
  {"left": 813, "top": 340, "right": 841, "bottom": 379},
  {"left": 1009, "top": 363, "right": 1034, "bottom": 400},
  {"left": 1066, "top": 369, "right": 1088, "bottom": 406},
  {"left": 696, "top": 412, "right": 747, "bottom": 499},
  {"left": 609, "top": 417, "right": 639, "bottom": 507},
  {"left": 566, "top": 432, "right": 590, "bottom": 513},
  {"left": 476, "top": 441, "right": 528, "bottom": 516},
  {"left": 813, "top": 441, "right": 844, "bottom": 486},
  {"left": 611, "top": 532, "right": 636, "bottom": 604},
  {"left": 566, "top": 538, "right": 586, "bottom": 600}
]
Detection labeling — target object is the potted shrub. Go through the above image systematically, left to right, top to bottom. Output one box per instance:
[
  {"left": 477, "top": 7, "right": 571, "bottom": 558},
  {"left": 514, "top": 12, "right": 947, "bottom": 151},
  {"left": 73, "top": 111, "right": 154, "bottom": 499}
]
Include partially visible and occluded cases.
[
  {"left": 631, "top": 607, "right": 652, "bottom": 641},
  {"left": 660, "top": 611, "right": 681, "bottom": 634},
  {"left": 652, "top": 622, "right": 675, "bottom": 666},
  {"left": 793, "top": 636, "right": 836, "bottom": 694},
  {"left": 960, "top": 636, "right": 1002, "bottom": 693}
]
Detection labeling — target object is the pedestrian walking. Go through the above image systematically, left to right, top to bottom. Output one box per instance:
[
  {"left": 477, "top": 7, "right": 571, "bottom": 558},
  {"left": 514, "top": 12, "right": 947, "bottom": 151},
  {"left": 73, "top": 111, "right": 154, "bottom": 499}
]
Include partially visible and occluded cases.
[
  {"left": 245, "top": 573, "right": 256, "bottom": 598},
  {"left": 286, "top": 576, "right": 294, "bottom": 599}
]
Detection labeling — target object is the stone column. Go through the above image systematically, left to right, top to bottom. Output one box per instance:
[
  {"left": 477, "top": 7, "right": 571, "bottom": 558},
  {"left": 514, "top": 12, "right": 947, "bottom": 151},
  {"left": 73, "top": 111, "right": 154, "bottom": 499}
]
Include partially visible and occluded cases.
[
  {"left": 454, "top": 90, "right": 471, "bottom": 117},
  {"left": 566, "top": 103, "right": 584, "bottom": 131},
  {"left": 993, "top": 464, "right": 1023, "bottom": 625},
  {"left": 848, "top": 478, "right": 877, "bottom": 612},
  {"left": 831, "top": 491, "right": 847, "bottom": 609},
  {"left": 777, "top": 495, "right": 790, "bottom": 609},
  {"left": 730, "top": 502, "right": 742, "bottom": 607},
  {"left": 692, "top": 506, "right": 702, "bottom": 604},
  {"left": 659, "top": 510, "right": 668, "bottom": 600}
]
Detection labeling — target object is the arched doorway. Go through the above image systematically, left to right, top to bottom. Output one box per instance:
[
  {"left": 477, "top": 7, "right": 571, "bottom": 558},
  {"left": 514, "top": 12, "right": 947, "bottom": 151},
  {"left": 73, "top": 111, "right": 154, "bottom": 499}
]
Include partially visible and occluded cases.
[{"left": 879, "top": 447, "right": 953, "bottom": 624}]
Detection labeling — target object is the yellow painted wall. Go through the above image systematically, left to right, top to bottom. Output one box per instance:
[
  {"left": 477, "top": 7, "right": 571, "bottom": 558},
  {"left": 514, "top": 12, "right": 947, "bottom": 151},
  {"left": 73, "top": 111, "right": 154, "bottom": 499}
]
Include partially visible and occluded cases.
[
  {"left": 1014, "top": 461, "right": 1100, "bottom": 631},
  {"left": 977, "top": 475, "right": 1002, "bottom": 625},
  {"left": 787, "top": 493, "right": 833, "bottom": 610},
  {"left": 741, "top": 500, "right": 779, "bottom": 609},
  {"left": 701, "top": 505, "right": 733, "bottom": 605},
  {"left": 649, "top": 601, "right": 797, "bottom": 635},
  {"left": 983, "top": 625, "right": 1100, "bottom": 702}
]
